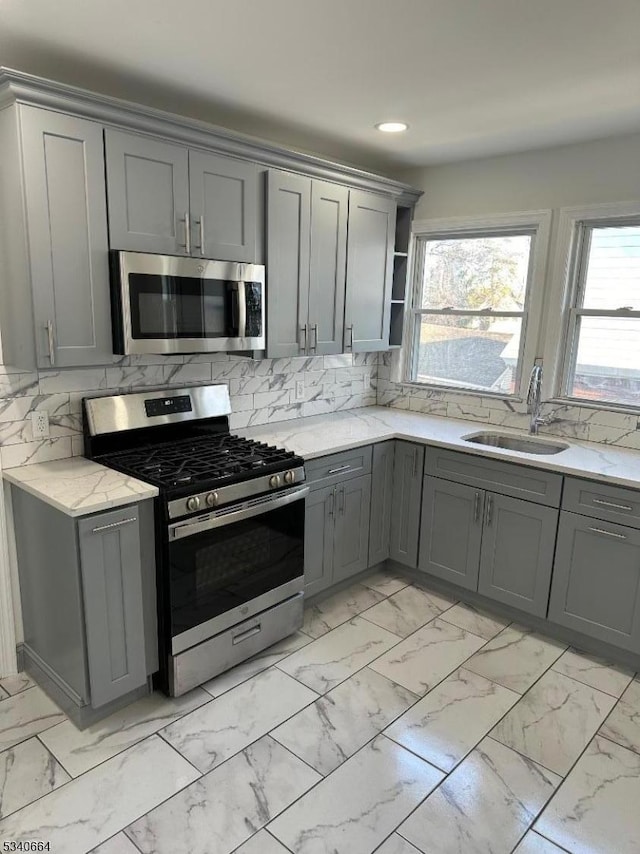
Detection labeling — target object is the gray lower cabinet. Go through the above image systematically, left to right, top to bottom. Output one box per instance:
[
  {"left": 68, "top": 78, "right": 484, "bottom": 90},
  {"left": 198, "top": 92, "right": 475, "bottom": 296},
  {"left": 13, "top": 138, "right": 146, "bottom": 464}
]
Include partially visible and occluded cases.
[
  {"left": 0, "top": 105, "right": 112, "bottom": 368},
  {"left": 105, "top": 129, "right": 190, "bottom": 255},
  {"left": 105, "top": 129, "right": 259, "bottom": 261},
  {"left": 344, "top": 190, "right": 396, "bottom": 352},
  {"left": 369, "top": 442, "right": 394, "bottom": 565},
  {"left": 390, "top": 442, "right": 425, "bottom": 568},
  {"left": 304, "top": 465, "right": 372, "bottom": 594},
  {"left": 333, "top": 475, "right": 372, "bottom": 583},
  {"left": 419, "top": 477, "right": 483, "bottom": 590},
  {"left": 303, "top": 484, "right": 335, "bottom": 596},
  {"left": 477, "top": 493, "right": 558, "bottom": 616},
  {"left": 78, "top": 508, "right": 148, "bottom": 708},
  {"left": 548, "top": 511, "right": 640, "bottom": 652}
]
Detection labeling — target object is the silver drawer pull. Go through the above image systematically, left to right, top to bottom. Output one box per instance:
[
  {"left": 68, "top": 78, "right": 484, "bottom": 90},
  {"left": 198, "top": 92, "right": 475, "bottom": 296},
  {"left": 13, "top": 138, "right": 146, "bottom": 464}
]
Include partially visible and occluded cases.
[
  {"left": 45, "top": 320, "right": 55, "bottom": 366},
  {"left": 328, "top": 464, "right": 352, "bottom": 474},
  {"left": 592, "top": 498, "right": 633, "bottom": 512},
  {"left": 92, "top": 517, "right": 137, "bottom": 534},
  {"left": 588, "top": 526, "right": 627, "bottom": 540},
  {"left": 232, "top": 623, "right": 261, "bottom": 645}
]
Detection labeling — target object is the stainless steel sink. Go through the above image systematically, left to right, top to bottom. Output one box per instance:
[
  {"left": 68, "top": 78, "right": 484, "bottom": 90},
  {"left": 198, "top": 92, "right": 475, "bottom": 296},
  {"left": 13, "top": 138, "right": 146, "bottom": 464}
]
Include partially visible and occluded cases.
[{"left": 463, "top": 432, "right": 569, "bottom": 455}]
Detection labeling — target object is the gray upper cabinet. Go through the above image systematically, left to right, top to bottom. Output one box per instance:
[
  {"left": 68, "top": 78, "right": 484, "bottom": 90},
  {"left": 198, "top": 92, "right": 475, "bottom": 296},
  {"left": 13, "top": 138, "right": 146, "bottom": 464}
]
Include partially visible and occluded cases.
[
  {"left": 18, "top": 106, "right": 113, "bottom": 368},
  {"left": 105, "top": 129, "right": 190, "bottom": 255},
  {"left": 189, "top": 150, "right": 257, "bottom": 261},
  {"left": 266, "top": 171, "right": 311, "bottom": 358},
  {"left": 308, "top": 180, "right": 348, "bottom": 355},
  {"left": 344, "top": 190, "right": 396, "bottom": 352},
  {"left": 369, "top": 442, "right": 394, "bottom": 565},
  {"left": 390, "top": 442, "right": 425, "bottom": 568},
  {"left": 333, "top": 474, "right": 372, "bottom": 583},
  {"left": 419, "top": 476, "right": 483, "bottom": 590},
  {"left": 304, "top": 483, "right": 335, "bottom": 597},
  {"left": 478, "top": 493, "right": 558, "bottom": 617},
  {"left": 78, "top": 507, "right": 147, "bottom": 708},
  {"left": 549, "top": 511, "right": 640, "bottom": 652}
]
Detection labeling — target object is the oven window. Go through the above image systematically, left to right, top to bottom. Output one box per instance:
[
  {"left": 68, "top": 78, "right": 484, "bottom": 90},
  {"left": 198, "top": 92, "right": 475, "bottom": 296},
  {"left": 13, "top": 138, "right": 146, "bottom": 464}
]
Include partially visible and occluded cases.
[
  {"left": 129, "top": 274, "right": 232, "bottom": 339},
  {"left": 168, "top": 499, "right": 304, "bottom": 638}
]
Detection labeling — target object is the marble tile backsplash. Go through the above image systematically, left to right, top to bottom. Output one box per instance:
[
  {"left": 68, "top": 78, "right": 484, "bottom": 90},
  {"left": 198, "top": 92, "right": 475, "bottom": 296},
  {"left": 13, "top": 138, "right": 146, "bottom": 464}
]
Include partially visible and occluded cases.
[
  {"left": 0, "top": 353, "right": 378, "bottom": 469},
  {"left": 377, "top": 354, "right": 640, "bottom": 452}
]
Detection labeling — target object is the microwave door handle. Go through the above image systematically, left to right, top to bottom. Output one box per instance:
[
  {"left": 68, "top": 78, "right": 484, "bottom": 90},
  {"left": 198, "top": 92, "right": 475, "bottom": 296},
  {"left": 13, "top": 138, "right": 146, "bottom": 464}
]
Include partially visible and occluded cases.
[{"left": 237, "top": 282, "right": 246, "bottom": 338}]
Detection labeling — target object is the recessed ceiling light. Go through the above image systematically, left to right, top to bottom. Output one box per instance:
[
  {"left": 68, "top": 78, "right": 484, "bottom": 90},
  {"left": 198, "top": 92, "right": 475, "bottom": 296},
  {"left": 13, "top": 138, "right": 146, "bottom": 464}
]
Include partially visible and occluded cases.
[{"left": 375, "top": 121, "right": 408, "bottom": 133}]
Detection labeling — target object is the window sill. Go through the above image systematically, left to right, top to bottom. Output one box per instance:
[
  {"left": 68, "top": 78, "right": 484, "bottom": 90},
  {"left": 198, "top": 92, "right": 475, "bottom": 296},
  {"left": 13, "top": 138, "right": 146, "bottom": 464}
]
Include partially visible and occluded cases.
[
  {"left": 400, "top": 379, "right": 525, "bottom": 405},
  {"left": 548, "top": 398, "right": 640, "bottom": 418}
]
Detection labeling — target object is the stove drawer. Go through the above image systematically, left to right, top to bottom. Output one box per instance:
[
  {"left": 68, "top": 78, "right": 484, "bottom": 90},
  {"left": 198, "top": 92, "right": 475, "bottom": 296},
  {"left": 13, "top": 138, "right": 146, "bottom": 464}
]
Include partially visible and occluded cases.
[
  {"left": 306, "top": 446, "right": 372, "bottom": 487},
  {"left": 169, "top": 591, "right": 303, "bottom": 696}
]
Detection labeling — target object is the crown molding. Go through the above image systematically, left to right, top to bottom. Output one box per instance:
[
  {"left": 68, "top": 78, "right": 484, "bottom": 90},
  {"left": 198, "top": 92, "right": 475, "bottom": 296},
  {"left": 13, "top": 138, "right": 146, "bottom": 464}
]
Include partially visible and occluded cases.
[{"left": 0, "top": 67, "right": 421, "bottom": 203}]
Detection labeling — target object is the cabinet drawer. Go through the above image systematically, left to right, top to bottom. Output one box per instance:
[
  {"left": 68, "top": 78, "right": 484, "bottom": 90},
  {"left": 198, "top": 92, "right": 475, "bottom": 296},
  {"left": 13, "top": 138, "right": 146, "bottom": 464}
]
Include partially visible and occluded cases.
[
  {"left": 305, "top": 446, "right": 372, "bottom": 486},
  {"left": 424, "top": 447, "right": 562, "bottom": 507},
  {"left": 563, "top": 478, "right": 640, "bottom": 530}
]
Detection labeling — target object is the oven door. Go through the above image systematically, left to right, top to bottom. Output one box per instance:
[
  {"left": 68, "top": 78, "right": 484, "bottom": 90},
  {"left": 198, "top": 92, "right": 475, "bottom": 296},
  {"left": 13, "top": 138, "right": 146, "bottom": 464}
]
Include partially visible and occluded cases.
[
  {"left": 114, "top": 251, "right": 265, "bottom": 354},
  {"left": 166, "top": 485, "right": 308, "bottom": 654}
]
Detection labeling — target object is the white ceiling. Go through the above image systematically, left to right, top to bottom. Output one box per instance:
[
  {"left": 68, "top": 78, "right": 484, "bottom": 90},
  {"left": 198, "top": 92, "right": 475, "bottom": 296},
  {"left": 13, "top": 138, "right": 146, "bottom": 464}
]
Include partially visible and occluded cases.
[{"left": 1, "top": 0, "right": 640, "bottom": 171}]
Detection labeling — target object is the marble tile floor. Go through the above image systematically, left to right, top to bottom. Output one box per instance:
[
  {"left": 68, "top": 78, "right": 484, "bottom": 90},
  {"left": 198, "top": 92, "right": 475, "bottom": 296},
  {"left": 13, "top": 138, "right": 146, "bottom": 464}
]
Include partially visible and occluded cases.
[{"left": 1, "top": 574, "right": 640, "bottom": 853}]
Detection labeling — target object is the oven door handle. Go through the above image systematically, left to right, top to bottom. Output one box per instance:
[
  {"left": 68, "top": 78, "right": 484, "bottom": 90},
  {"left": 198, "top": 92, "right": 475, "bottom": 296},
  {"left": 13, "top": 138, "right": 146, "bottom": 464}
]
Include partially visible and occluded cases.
[{"left": 168, "top": 485, "right": 310, "bottom": 541}]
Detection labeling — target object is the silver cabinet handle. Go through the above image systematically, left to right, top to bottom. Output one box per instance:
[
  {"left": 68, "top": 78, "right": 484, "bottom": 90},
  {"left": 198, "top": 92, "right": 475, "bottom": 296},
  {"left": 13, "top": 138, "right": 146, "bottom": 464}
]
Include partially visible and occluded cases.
[
  {"left": 185, "top": 212, "right": 191, "bottom": 255},
  {"left": 198, "top": 215, "right": 205, "bottom": 256},
  {"left": 44, "top": 320, "right": 55, "bottom": 366},
  {"left": 310, "top": 323, "right": 318, "bottom": 353},
  {"left": 300, "top": 324, "right": 308, "bottom": 353},
  {"left": 345, "top": 324, "right": 354, "bottom": 351},
  {"left": 413, "top": 449, "right": 419, "bottom": 477},
  {"left": 328, "top": 464, "right": 351, "bottom": 475},
  {"left": 339, "top": 486, "right": 345, "bottom": 515},
  {"left": 328, "top": 488, "right": 335, "bottom": 517},
  {"left": 474, "top": 491, "right": 480, "bottom": 523},
  {"left": 486, "top": 494, "right": 493, "bottom": 526},
  {"left": 592, "top": 498, "right": 633, "bottom": 512},
  {"left": 92, "top": 517, "right": 137, "bottom": 534},
  {"left": 588, "top": 526, "right": 627, "bottom": 540},
  {"left": 232, "top": 622, "right": 261, "bottom": 645}
]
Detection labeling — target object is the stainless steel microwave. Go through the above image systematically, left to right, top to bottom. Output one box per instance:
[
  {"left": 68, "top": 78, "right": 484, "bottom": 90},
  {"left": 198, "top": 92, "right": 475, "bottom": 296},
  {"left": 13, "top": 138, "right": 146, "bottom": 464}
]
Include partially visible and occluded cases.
[{"left": 110, "top": 251, "right": 265, "bottom": 355}]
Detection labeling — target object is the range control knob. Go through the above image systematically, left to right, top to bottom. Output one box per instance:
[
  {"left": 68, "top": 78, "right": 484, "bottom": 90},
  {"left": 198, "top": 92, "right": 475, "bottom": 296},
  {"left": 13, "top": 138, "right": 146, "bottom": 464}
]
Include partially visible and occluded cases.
[
  {"left": 284, "top": 470, "right": 295, "bottom": 484},
  {"left": 269, "top": 474, "right": 281, "bottom": 488},
  {"left": 206, "top": 491, "right": 219, "bottom": 508},
  {"left": 186, "top": 496, "right": 201, "bottom": 513}
]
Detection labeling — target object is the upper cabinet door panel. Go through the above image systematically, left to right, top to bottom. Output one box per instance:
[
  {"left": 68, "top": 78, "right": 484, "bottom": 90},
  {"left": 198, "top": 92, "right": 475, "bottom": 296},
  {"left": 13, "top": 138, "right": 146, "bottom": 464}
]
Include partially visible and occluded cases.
[
  {"left": 19, "top": 106, "right": 113, "bottom": 368},
  {"left": 105, "top": 129, "right": 190, "bottom": 255},
  {"left": 189, "top": 151, "right": 258, "bottom": 262},
  {"left": 266, "top": 170, "right": 311, "bottom": 358},
  {"left": 308, "top": 180, "right": 348, "bottom": 356},
  {"left": 344, "top": 190, "right": 396, "bottom": 352}
]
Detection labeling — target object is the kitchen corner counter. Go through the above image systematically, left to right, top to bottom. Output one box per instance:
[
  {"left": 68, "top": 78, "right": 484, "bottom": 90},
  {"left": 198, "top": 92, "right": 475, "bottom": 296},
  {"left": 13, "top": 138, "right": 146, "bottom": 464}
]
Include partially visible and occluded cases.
[
  {"left": 239, "top": 406, "right": 640, "bottom": 490},
  {"left": 2, "top": 457, "right": 158, "bottom": 517}
]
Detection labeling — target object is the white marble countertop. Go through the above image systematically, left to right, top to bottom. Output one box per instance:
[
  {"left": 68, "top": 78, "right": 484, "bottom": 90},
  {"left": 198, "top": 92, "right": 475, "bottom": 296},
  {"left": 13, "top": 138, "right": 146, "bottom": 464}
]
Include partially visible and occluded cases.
[
  {"left": 239, "top": 406, "right": 640, "bottom": 490},
  {"left": 3, "top": 457, "right": 159, "bottom": 517}
]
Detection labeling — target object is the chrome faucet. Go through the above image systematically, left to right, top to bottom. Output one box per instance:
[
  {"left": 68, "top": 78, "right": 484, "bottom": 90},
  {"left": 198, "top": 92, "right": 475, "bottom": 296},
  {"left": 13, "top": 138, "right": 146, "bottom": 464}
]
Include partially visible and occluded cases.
[{"left": 526, "top": 364, "right": 545, "bottom": 435}]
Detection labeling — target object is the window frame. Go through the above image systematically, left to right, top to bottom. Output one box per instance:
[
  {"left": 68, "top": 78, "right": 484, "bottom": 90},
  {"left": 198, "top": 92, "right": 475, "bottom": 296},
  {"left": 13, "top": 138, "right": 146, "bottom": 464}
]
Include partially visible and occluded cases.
[
  {"left": 544, "top": 201, "right": 640, "bottom": 412},
  {"left": 402, "top": 211, "right": 552, "bottom": 400}
]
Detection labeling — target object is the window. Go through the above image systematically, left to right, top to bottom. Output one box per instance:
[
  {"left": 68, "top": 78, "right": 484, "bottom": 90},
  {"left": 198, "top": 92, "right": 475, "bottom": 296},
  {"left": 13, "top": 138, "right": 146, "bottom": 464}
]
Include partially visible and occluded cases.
[
  {"left": 406, "top": 213, "right": 550, "bottom": 397},
  {"left": 559, "top": 217, "right": 640, "bottom": 408}
]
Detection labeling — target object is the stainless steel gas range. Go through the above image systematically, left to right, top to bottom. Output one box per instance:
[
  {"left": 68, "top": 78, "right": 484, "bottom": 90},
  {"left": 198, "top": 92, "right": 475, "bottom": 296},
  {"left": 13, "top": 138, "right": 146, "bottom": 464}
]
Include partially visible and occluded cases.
[{"left": 83, "top": 384, "right": 307, "bottom": 696}]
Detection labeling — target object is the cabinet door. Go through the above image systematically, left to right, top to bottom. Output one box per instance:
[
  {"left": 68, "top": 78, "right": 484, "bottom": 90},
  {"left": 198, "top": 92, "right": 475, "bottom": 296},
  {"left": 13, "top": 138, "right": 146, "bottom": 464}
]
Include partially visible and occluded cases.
[
  {"left": 20, "top": 107, "right": 113, "bottom": 368},
  {"left": 105, "top": 129, "right": 190, "bottom": 254},
  {"left": 189, "top": 150, "right": 257, "bottom": 262},
  {"left": 266, "top": 171, "right": 311, "bottom": 357},
  {"left": 308, "top": 180, "right": 348, "bottom": 355},
  {"left": 344, "top": 190, "right": 396, "bottom": 352},
  {"left": 369, "top": 442, "right": 395, "bottom": 565},
  {"left": 390, "top": 442, "right": 425, "bottom": 568},
  {"left": 333, "top": 475, "right": 372, "bottom": 583},
  {"left": 419, "top": 477, "right": 483, "bottom": 591},
  {"left": 304, "top": 484, "right": 335, "bottom": 596},
  {"left": 478, "top": 493, "right": 558, "bottom": 617},
  {"left": 78, "top": 508, "right": 147, "bottom": 708},
  {"left": 548, "top": 512, "right": 640, "bottom": 652}
]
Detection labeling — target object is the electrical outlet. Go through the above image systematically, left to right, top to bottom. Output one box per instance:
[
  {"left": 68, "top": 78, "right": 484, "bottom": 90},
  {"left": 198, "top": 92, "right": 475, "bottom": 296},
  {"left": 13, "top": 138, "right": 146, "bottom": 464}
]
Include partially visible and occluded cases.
[
  {"left": 295, "top": 379, "right": 305, "bottom": 401},
  {"left": 31, "top": 410, "right": 49, "bottom": 440}
]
